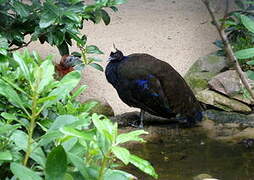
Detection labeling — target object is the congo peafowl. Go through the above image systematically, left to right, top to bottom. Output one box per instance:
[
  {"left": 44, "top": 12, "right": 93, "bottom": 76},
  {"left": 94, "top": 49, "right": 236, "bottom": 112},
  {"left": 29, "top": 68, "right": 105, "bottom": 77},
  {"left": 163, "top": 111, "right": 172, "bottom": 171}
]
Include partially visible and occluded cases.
[{"left": 105, "top": 49, "right": 203, "bottom": 128}]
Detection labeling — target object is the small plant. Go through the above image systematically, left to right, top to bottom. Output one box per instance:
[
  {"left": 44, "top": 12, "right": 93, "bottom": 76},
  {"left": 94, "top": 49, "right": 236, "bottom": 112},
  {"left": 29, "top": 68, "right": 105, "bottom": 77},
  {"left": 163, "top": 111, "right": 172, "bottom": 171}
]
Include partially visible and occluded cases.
[
  {"left": 204, "top": 0, "right": 254, "bottom": 100},
  {"left": 0, "top": 49, "right": 158, "bottom": 179}
]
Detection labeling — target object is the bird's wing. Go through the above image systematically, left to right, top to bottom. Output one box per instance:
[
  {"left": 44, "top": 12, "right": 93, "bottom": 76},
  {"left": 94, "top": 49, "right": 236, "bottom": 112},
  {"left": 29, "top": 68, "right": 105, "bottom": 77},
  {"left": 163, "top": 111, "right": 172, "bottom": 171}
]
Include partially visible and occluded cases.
[{"left": 118, "top": 68, "right": 175, "bottom": 117}]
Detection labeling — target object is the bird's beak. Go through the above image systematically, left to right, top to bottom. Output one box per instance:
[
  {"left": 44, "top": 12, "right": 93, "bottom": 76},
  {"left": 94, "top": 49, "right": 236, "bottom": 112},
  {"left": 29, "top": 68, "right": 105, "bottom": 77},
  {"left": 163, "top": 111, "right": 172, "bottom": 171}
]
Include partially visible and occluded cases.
[{"left": 107, "top": 56, "right": 113, "bottom": 62}]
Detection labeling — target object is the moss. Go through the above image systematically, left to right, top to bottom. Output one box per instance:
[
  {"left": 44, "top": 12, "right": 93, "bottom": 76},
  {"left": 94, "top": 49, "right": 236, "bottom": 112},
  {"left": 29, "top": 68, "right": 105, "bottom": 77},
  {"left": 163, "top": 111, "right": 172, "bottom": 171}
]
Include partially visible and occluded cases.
[
  {"left": 206, "top": 54, "right": 223, "bottom": 64},
  {"left": 185, "top": 72, "right": 216, "bottom": 93}
]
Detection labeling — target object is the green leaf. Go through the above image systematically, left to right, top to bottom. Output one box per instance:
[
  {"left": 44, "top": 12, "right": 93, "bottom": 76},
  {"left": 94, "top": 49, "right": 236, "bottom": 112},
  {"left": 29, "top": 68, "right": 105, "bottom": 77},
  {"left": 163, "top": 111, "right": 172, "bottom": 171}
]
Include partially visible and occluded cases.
[
  {"left": 0, "top": 0, "right": 8, "bottom": 5},
  {"left": 110, "top": 0, "right": 127, "bottom": 5},
  {"left": 13, "top": 1, "right": 30, "bottom": 18},
  {"left": 101, "top": 9, "right": 110, "bottom": 25},
  {"left": 39, "top": 11, "right": 57, "bottom": 28},
  {"left": 64, "top": 11, "right": 80, "bottom": 23},
  {"left": 240, "top": 14, "right": 254, "bottom": 34},
  {"left": 67, "top": 31, "right": 84, "bottom": 46},
  {"left": 0, "top": 36, "right": 8, "bottom": 49},
  {"left": 58, "top": 41, "right": 70, "bottom": 56},
  {"left": 85, "top": 45, "right": 103, "bottom": 54},
  {"left": 0, "top": 48, "right": 7, "bottom": 55},
  {"left": 235, "top": 48, "right": 254, "bottom": 59},
  {"left": 71, "top": 51, "right": 82, "bottom": 57},
  {"left": 13, "top": 52, "right": 31, "bottom": 82},
  {"left": 87, "top": 57, "right": 103, "bottom": 62},
  {"left": 35, "top": 59, "right": 55, "bottom": 93},
  {"left": 247, "top": 60, "right": 254, "bottom": 65},
  {"left": 89, "top": 63, "right": 104, "bottom": 71},
  {"left": 246, "top": 70, "right": 254, "bottom": 80},
  {"left": 43, "top": 71, "right": 81, "bottom": 108},
  {"left": 1, "top": 76, "right": 28, "bottom": 96},
  {"left": 0, "top": 79, "right": 25, "bottom": 109},
  {"left": 70, "top": 85, "right": 87, "bottom": 100},
  {"left": 37, "top": 95, "right": 57, "bottom": 104},
  {"left": 80, "top": 100, "right": 98, "bottom": 112},
  {"left": 1, "top": 112, "right": 17, "bottom": 120},
  {"left": 92, "top": 114, "right": 116, "bottom": 138},
  {"left": 48, "top": 115, "right": 79, "bottom": 132},
  {"left": 0, "top": 124, "right": 20, "bottom": 134},
  {"left": 60, "top": 127, "right": 95, "bottom": 141},
  {"left": 10, "top": 130, "right": 46, "bottom": 167},
  {"left": 116, "top": 130, "right": 148, "bottom": 144},
  {"left": 38, "top": 131, "right": 63, "bottom": 146},
  {"left": 45, "top": 145, "right": 67, "bottom": 180},
  {"left": 112, "top": 146, "right": 130, "bottom": 165},
  {"left": 0, "top": 151, "right": 12, "bottom": 161},
  {"left": 67, "top": 152, "right": 90, "bottom": 179},
  {"left": 129, "top": 154, "right": 158, "bottom": 179},
  {"left": 10, "top": 163, "right": 43, "bottom": 180},
  {"left": 105, "top": 169, "right": 137, "bottom": 180},
  {"left": 64, "top": 173, "right": 74, "bottom": 180}
]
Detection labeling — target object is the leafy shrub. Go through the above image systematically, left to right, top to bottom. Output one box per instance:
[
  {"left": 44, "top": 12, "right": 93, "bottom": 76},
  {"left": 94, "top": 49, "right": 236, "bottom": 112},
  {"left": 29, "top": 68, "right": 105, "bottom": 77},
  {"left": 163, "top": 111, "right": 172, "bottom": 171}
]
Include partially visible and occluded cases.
[
  {"left": 0, "top": 0, "right": 126, "bottom": 72},
  {"left": 0, "top": 0, "right": 125, "bottom": 55},
  {"left": 214, "top": 1, "right": 254, "bottom": 78},
  {"left": 0, "top": 50, "right": 158, "bottom": 179}
]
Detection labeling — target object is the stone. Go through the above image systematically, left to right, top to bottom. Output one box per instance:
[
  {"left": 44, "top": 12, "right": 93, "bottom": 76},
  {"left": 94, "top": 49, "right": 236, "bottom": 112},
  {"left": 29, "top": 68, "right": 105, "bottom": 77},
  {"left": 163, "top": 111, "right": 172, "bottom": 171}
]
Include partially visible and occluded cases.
[
  {"left": 184, "top": 53, "right": 228, "bottom": 93},
  {"left": 197, "top": 53, "right": 228, "bottom": 73},
  {"left": 208, "top": 70, "right": 241, "bottom": 96},
  {"left": 208, "top": 70, "right": 254, "bottom": 104},
  {"left": 196, "top": 89, "right": 252, "bottom": 112},
  {"left": 231, "top": 94, "right": 253, "bottom": 105},
  {"left": 84, "top": 98, "right": 114, "bottom": 117},
  {"left": 111, "top": 111, "right": 175, "bottom": 127},
  {"left": 193, "top": 174, "right": 215, "bottom": 180}
]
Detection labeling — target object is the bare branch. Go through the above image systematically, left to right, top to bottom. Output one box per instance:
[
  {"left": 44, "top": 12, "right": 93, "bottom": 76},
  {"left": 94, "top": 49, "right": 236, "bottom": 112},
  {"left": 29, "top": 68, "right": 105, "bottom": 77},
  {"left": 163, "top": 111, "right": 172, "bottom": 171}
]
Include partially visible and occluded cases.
[
  {"left": 202, "top": 0, "right": 254, "bottom": 101},
  {"left": 220, "top": 0, "right": 229, "bottom": 30},
  {"left": 8, "top": 39, "right": 33, "bottom": 51}
]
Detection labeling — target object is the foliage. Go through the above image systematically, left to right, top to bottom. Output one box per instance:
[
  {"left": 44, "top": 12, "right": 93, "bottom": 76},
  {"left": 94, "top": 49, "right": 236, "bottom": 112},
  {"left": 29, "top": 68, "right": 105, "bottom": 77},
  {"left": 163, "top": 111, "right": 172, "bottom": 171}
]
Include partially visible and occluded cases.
[
  {"left": 0, "top": 0, "right": 126, "bottom": 72},
  {"left": 213, "top": 0, "right": 254, "bottom": 79},
  {"left": 0, "top": 50, "right": 158, "bottom": 179}
]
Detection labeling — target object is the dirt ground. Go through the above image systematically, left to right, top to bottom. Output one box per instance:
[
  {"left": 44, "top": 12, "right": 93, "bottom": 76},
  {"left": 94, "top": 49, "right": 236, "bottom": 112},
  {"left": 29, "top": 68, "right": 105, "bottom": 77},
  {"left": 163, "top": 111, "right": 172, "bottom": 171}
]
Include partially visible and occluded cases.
[{"left": 28, "top": 0, "right": 228, "bottom": 115}]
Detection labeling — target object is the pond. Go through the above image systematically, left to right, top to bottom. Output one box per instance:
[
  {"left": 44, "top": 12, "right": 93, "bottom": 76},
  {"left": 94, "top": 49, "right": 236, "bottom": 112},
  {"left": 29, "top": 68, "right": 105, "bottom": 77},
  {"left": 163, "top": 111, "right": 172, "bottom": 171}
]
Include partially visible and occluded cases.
[{"left": 122, "top": 127, "right": 254, "bottom": 180}]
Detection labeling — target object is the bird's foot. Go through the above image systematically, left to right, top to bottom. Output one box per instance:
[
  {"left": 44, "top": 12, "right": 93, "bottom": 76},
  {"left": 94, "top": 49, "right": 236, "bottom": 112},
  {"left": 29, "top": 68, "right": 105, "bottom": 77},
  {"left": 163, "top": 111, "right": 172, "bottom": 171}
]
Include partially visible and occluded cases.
[
  {"left": 177, "top": 117, "right": 197, "bottom": 128},
  {"left": 128, "top": 121, "right": 144, "bottom": 128}
]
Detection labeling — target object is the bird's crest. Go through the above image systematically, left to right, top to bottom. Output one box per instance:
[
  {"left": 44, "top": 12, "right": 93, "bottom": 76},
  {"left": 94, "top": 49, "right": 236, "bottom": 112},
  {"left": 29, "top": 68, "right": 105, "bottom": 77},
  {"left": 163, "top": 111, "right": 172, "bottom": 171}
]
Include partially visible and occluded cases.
[{"left": 109, "top": 44, "right": 124, "bottom": 61}]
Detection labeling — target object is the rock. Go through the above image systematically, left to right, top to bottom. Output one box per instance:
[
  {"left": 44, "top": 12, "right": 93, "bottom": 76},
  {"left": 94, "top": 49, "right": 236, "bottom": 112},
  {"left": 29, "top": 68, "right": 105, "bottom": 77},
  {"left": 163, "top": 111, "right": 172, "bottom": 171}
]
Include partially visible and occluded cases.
[
  {"left": 184, "top": 53, "right": 228, "bottom": 93},
  {"left": 197, "top": 53, "right": 228, "bottom": 73},
  {"left": 208, "top": 70, "right": 241, "bottom": 96},
  {"left": 208, "top": 70, "right": 254, "bottom": 104},
  {"left": 196, "top": 89, "right": 252, "bottom": 112},
  {"left": 231, "top": 94, "right": 253, "bottom": 105},
  {"left": 84, "top": 98, "right": 114, "bottom": 117},
  {"left": 111, "top": 111, "right": 176, "bottom": 127},
  {"left": 193, "top": 174, "right": 217, "bottom": 180}
]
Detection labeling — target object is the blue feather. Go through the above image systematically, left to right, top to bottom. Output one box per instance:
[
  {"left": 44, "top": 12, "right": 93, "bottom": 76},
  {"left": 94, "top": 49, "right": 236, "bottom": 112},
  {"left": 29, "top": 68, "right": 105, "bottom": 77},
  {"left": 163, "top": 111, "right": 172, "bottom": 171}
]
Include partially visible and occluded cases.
[
  {"left": 135, "top": 79, "right": 149, "bottom": 90},
  {"left": 151, "top": 93, "right": 159, "bottom": 97}
]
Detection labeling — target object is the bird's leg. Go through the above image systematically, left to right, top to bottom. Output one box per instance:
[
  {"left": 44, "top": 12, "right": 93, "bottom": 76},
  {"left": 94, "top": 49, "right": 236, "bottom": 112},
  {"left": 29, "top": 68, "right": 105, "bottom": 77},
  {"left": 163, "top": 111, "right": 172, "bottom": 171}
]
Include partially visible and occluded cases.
[{"left": 139, "top": 109, "right": 145, "bottom": 128}]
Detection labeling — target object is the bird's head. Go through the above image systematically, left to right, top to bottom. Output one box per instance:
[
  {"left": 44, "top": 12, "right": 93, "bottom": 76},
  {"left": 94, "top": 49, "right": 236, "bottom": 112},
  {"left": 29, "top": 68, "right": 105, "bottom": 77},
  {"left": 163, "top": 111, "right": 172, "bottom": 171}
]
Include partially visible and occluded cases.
[
  {"left": 108, "top": 44, "right": 124, "bottom": 62},
  {"left": 108, "top": 49, "right": 124, "bottom": 62},
  {"left": 61, "top": 55, "right": 82, "bottom": 68}
]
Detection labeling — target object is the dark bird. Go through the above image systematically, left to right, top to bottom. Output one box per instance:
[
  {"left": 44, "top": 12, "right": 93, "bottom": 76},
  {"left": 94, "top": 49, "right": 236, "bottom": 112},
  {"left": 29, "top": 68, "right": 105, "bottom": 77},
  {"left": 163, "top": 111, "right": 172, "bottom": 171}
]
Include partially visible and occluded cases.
[
  {"left": 105, "top": 49, "right": 203, "bottom": 127},
  {"left": 55, "top": 55, "right": 81, "bottom": 78}
]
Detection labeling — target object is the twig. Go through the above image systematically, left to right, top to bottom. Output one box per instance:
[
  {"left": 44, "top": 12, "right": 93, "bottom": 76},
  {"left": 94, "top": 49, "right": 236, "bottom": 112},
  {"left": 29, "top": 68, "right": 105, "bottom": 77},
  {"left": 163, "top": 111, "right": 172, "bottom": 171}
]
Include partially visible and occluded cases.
[
  {"left": 202, "top": 0, "right": 254, "bottom": 101},
  {"left": 220, "top": 0, "right": 229, "bottom": 30},
  {"left": 8, "top": 39, "right": 33, "bottom": 51}
]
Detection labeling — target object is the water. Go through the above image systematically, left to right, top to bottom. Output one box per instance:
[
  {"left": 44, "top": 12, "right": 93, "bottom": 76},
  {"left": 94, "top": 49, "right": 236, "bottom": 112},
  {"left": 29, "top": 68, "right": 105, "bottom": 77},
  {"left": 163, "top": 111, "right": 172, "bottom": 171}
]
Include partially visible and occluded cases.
[{"left": 123, "top": 127, "right": 254, "bottom": 180}]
